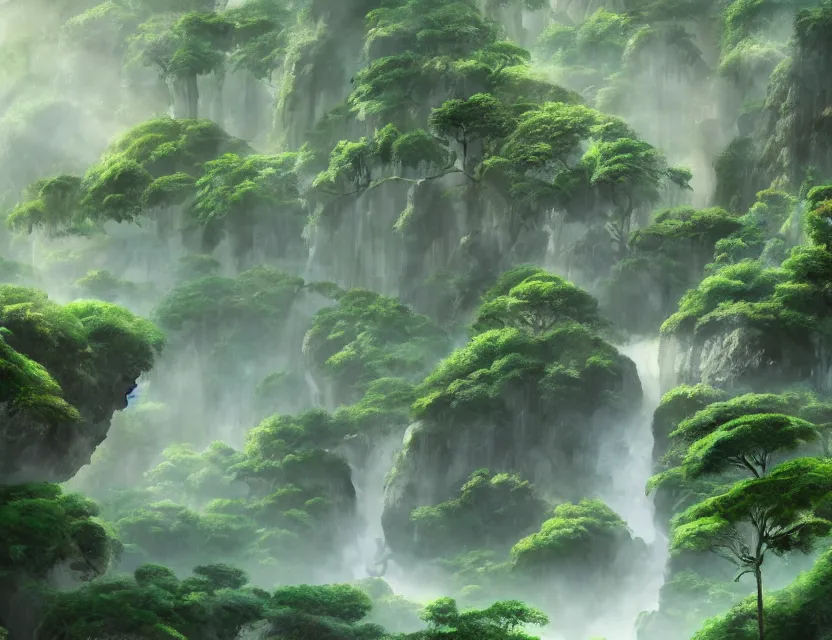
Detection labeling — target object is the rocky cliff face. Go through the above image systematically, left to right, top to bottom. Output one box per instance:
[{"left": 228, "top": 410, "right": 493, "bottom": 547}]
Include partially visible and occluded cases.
[
  {"left": 658, "top": 328, "right": 821, "bottom": 395},
  {"left": 381, "top": 348, "right": 643, "bottom": 555},
  {"left": 0, "top": 378, "right": 138, "bottom": 484}
]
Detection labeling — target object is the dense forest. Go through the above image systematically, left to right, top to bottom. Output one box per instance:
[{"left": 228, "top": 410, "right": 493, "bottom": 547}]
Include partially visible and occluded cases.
[{"left": 1, "top": 0, "right": 832, "bottom": 638}]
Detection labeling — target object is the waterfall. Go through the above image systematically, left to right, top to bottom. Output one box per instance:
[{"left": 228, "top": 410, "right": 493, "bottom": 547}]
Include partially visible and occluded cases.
[{"left": 589, "top": 337, "right": 667, "bottom": 640}]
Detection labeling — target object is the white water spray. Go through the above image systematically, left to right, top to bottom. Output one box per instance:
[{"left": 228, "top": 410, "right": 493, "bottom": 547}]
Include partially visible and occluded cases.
[{"left": 589, "top": 337, "right": 667, "bottom": 640}]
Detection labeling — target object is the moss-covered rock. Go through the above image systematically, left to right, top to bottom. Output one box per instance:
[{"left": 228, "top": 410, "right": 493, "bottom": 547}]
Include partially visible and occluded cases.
[
  {"left": 382, "top": 270, "right": 641, "bottom": 555},
  {"left": 0, "top": 286, "right": 164, "bottom": 483},
  {"left": 303, "top": 288, "right": 450, "bottom": 405},
  {"left": 407, "top": 469, "right": 548, "bottom": 559}
]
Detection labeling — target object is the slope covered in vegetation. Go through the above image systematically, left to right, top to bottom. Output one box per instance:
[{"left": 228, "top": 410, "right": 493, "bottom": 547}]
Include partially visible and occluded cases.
[{"left": 1, "top": 0, "right": 832, "bottom": 639}]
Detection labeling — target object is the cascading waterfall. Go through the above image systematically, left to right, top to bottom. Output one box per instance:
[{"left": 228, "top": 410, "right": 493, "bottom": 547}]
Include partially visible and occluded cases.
[
  {"left": 590, "top": 337, "right": 667, "bottom": 640},
  {"left": 341, "top": 433, "right": 402, "bottom": 581}
]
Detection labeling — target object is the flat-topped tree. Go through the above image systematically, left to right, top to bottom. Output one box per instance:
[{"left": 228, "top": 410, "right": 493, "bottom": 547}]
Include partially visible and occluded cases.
[
  {"left": 131, "top": 11, "right": 234, "bottom": 118},
  {"left": 428, "top": 93, "right": 512, "bottom": 173},
  {"left": 6, "top": 117, "right": 249, "bottom": 240},
  {"left": 579, "top": 137, "right": 693, "bottom": 259},
  {"left": 471, "top": 266, "right": 607, "bottom": 335},
  {"left": 0, "top": 286, "right": 164, "bottom": 483},
  {"left": 649, "top": 391, "right": 817, "bottom": 521},
  {"left": 681, "top": 413, "right": 818, "bottom": 479},
  {"left": 672, "top": 458, "right": 832, "bottom": 640},
  {"left": 400, "top": 597, "right": 548, "bottom": 640}
]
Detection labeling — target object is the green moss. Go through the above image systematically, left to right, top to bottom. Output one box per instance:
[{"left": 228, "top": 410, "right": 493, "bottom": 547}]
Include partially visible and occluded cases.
[
  {"left": 0, "top": 286, "right": 164, "bottom": 482},
  {"left": 305, "top": 288, "right": 449, "bottom": 404},
  {"left": 408, "top": 469, "right": 547, "bottom": 558},
  {"left": 511, "top": 499, "right": 639, "bottom": 574}
]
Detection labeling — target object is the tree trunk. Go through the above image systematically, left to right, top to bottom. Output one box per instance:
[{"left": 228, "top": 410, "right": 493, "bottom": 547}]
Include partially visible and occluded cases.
[
  {"left": 210, "top": 69, "right": 225, "bottom": 127},
  {"left": 242, "top": 72, "right": 261, "bottom": 141},
  {"left": 174, "top": 74, "right": 199, "bottom": 119},
  {"left": 755, "top": 566, "right": 765, "bottom": 640}
]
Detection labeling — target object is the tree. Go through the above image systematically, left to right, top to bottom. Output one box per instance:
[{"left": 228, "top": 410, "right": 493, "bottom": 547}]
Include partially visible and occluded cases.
[
  {"left": 225, "top": 0, "right": 292, "bottom": 80},
  {"left": 133, "top": 11, "right": 234, "bottom": 118},
  {"left": 428, "top": 93, "right": 512, "bottom": 171},
  {"left": 580, "top": 138, "right": 693, "bottom": 258},
  {"left": 193, "top": 151, "right": 308, "bottom": 262},
  {"left": 471, "top": 268, "right": 606, "bottom": 335},
  {"left": 303, "top": 288, "right": 449, "bottom": 404},
  {"left": 680, "top": 413, "right": 818, "bottom": 478},
  {"left": 671, "top": 458, "right": 832, "bottom": 640},
  {"left": 408, "top": 469, "right": 547, "bottom": 558},
  {"left": 36, "top": 562, "right": 269, "bottom": 640},
  {"left": 402, "top": 597, "right": 548, "bottom": 640}
]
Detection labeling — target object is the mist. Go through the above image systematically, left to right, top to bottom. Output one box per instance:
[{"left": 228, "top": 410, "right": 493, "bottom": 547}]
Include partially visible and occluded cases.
[{"left": 1, "top": 0, "right": 832, "bottom": 639}]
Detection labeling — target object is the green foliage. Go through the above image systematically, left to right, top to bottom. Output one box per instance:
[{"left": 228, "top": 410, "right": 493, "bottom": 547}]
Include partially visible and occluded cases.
[
  {"left": 225, "top": 0, "right": 292, "bottom": 79},
  {"left": 365, "top": 0, "right": 497, "bottom": 60},
  {"left": 536, "top": 9, "right": 634, "bottom": 90},
  {"left": 133, "top": 10, "right": 233, "bottom": 80},
  {"left": 428, "top": 93, "right": 512, "bottom": 168},
  {"left": 7, "top": 117, "right": 249, "bottom": 236},
  {"left": 95, "top": 117, "right": 248, "bottom": 179},
  {"left": 193, "top": 151, "right": 308, "bottom": 258},
  {"left": 6, "top": 175, "right": 87, "bottom": 235},
  {"left": 805, "top": 183, "right": 832, "bottom": 247},
  {"left": 604, "top": 206, "right": 744, "bottom": 333},
  {"left": 173, "top": 254, "right": 221, "bottom": 282},
  {"left": 152, "top": 265, "right": 304, "bottom": 362},
  {"left": 472, "top": 267, "right": 606, "bottom": 335},
  {"left": 73, "top": 269, "right": 154, "bottom": 304},
  {"left": 0, "top": 286, "right": 163, "bottom": 482},
  {"left": 304, "top": 288, "right": 449, "bottom": 403},
  {"left": 413, "top": 323, "right": 634, "bottom": 426},
  {"left": 651, "top": 384, "right": 730, "bottom": 461},
  {"left": 649, "top": 390, "right": 822, "bottom": 526},
  {"left": 681, "top": 413, "right": 818, "bottom": 478},
  {"left": 672, "top": 458, "right": 832, "bottom": 565},
  {"left": 409, "top": 469, "right": 547, "bottom": 558},
  {"left": 0, "top": 483, "right": 115, "bottom": 582},
  {"left": 113, "top": 499, "right": 258, "bottom": 571},
  {"left": 511, "top": 499, "right": 639, "bottom": 574},
  {"left": 692, "top": 546, "right": 832, "bottom": 639},
  {"left": 37, "top": 563, "right": 268, "bottom": 640},
  {"left": 354, "top": 578, "right": 424, "bottom": 633},
  {"left": 272, "top": 584, "right": 372, "bottom": 623},
  {"left": 403, "top": 597, "right": 548, "bottom": 640}
]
